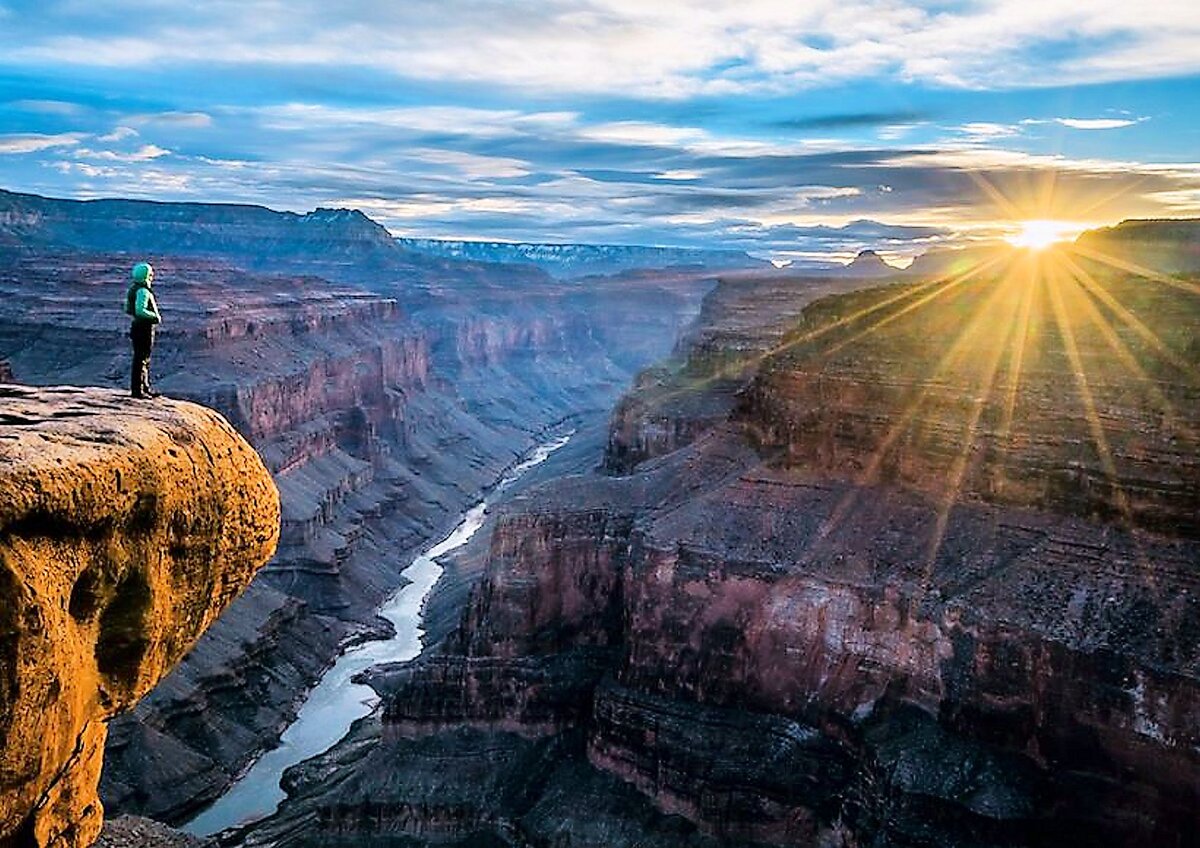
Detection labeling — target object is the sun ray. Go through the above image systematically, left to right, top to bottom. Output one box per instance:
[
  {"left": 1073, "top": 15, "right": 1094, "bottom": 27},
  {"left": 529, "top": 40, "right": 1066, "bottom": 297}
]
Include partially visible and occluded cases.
[
  {"left": 1036, "top": 163, "right": 1060, "bottom": 219},
  {"left": 966, "top": 170, "right": 1025, "bottom": 221},
  {"left": 1071, "top": 174, "right": 1149, "bottom": 220},
  {"left": 1070, "top": 243, "right": 1200, "bottom": 297},
  {"left": 1056, "top": 251, "right": 1200, "bottom": 383},
  {"left": 1054, "top": 255, "right": 1198, "bottom": 445},
  {"left": 619, "top": 256, "right": 1007, "bottom": 418},
  {"left": 763, "top": 256, "right": 1005, "bottom": 364},
  {"left": 819, "top": 256, "right": 1006, "bottom": 359},
  {"left": 996, "top": 256, "right": 1040, "bottom": 495},
  {"left": 923, "top": 260, "right": 1027, "bottom": 578},
  {"left": 1045, "top": 260, "right": 1133, "bottom": 523},
  {"left": 811, "top": 261, "right": 1022, "bottom": 550}
]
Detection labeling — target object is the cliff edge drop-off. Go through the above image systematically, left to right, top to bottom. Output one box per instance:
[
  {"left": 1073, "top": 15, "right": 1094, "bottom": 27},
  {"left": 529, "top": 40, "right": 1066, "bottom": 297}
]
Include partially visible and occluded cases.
[{"left": 0, "top": 385, "right": 279, "bottom": 847}]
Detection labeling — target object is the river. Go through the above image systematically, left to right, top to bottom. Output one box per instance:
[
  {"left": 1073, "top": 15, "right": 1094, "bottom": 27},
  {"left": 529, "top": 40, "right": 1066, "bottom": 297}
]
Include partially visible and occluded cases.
[{"left": 184, "top": 431, "right": 574, "bottom": 837}]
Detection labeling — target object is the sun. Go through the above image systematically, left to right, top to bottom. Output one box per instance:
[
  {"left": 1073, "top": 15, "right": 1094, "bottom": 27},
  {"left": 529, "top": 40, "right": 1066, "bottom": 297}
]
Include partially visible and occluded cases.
[{"left": 1007, "top": 219, "right": 1072, "bottom": 250}]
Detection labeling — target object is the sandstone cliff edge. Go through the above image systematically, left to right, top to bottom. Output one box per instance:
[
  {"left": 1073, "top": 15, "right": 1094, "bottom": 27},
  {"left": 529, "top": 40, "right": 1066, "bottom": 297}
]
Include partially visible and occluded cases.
[{"left": 0, "top": 385, "right": 279, "bottom": 847}]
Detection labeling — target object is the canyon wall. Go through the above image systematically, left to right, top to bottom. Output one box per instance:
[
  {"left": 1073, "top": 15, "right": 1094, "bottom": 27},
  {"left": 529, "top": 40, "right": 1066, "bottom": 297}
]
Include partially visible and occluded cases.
[
  {"left": 0, "top": 190, "right": 714, "bottom": 825},
  {"left": 240, "top": 248, "right": 1198, "bottom": 847},
  {"left": 0, "top": 386, "right": 278, "bottom": 848}
]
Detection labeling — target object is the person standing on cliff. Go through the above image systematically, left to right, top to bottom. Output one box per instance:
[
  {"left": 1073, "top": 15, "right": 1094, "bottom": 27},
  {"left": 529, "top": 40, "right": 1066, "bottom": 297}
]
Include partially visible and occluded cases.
[{"left": 124, "top": 261, "right": 161, "bottom": 398}]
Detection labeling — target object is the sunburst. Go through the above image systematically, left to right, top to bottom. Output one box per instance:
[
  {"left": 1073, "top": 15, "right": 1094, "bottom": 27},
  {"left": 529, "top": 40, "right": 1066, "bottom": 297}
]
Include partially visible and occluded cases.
[
  {"left": 765, "top": 172, "right": 1199, "bottom": 573},
  {"left": 1007, "top": 219, "right": 1075, "bottom": 250}
]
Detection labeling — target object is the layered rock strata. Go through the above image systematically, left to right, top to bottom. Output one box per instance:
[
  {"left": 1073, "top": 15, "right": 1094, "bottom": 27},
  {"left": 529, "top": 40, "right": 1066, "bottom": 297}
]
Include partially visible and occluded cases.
[
  {"left": 0, "top": 194, "right": 714, "bottom": 823},
  {"left": 242, "top": 251, "right": 1198, "bottom": 847},
  {"left": 606, "top": 271, "right": 876, "bottom": 472},
  {"left": 0, "top": 386, "right": 278, "bottom": 847}
]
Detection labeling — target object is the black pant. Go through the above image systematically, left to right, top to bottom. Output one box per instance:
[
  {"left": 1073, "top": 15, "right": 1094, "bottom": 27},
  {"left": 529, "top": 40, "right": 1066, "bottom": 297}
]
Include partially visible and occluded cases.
[{"left": 130, "top": 321, "right": 155, "bottom": 396}]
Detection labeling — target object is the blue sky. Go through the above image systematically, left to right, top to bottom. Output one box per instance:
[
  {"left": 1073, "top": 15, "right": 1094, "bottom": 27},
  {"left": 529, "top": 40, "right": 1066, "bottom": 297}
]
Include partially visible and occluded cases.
[{"left": 1, "top": 1, "right": 1199, "bottom": 262}]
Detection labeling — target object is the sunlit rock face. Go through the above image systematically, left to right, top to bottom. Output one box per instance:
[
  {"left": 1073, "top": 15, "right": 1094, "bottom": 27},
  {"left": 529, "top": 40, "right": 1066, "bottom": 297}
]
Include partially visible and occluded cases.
[
  {"left": 1075, "top": 219, "right": 1200, "bottom": 275},
  {"left": 243, "top": 248, "right": 1199, "bottom": 847},
  {"left": 740, "top": 252, "right": 1200, "bottom": 536},
  {"left": 0, "top": 386, "right": 279, "bottom": 847}
]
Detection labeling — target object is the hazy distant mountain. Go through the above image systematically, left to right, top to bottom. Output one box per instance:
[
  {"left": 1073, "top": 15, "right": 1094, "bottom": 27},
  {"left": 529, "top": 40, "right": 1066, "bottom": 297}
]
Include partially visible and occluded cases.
[
  {"left": 0, "top": 187, "right": 579, "bottom": 297},
  {"left": 0, "top": 187, "right": 411, "bottom": 273},
  {"left": 395, "top": 237, "right": 767, "bottom": 278},
  {"left": 842, "top": 249, "right": 901, "bottom": 277}
]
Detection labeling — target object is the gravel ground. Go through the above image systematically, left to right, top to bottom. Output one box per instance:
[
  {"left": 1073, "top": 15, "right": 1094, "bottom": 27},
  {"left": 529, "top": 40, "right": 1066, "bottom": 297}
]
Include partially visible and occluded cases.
[{"left": 95, "top": 817, "right": 214, "bottom": 848}]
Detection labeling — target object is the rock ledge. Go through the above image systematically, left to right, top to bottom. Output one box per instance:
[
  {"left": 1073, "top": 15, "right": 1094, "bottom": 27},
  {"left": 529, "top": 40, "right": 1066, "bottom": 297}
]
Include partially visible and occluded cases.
[{"left": 0, "top": 385, "right": 279, "bottom": 847}]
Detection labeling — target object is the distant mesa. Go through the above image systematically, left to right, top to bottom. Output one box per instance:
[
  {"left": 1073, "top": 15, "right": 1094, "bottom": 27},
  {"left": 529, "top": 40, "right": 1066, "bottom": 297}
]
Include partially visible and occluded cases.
[{"left": 842, "top": 248, "right": 900, "bottom": 277}]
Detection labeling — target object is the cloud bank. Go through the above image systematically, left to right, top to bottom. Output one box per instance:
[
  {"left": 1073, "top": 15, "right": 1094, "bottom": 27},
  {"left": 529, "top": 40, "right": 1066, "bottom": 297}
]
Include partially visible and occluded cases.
[{"left": 0, "top": 1, "right": 1198, "bottom": 259}]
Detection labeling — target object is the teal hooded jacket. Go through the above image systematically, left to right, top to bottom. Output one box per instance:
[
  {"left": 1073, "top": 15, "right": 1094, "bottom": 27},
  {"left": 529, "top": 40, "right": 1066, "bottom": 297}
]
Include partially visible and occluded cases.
[{"left": 124, "top": 265, "right": 161, "bottom": 324}]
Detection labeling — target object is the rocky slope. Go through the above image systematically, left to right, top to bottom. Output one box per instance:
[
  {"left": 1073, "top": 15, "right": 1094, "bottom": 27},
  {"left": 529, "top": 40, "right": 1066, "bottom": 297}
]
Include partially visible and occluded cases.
[
  {"left": 0, "top": 189, "right": 715, "bottom": 825},
  {"left": 1074, "top": 219, "right": 1200, "bottom": 274},
  {"left": 239, "top": 245, "right": 1198, "bottom": 847},
  {"left": 606, "top": 270, "right": 878, "bottom": 472},
  {"left": 0, "top": 386, "right": 278, "bottom": 848},
  {"left": 95, "top": 817, "right": 212, "bottom": 848}
]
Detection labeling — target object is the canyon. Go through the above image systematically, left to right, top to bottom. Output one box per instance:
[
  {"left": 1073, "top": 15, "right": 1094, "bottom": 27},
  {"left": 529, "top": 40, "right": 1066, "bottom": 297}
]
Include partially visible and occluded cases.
[
  {"left": 3, "top": 186, "right": 1197, "bottom": 848},
  {"left": 0, "top": 188, "right": 717, "bottom": 834},
  {"left": 237, "top": 245, "right": 1198, "bottom": 847}
]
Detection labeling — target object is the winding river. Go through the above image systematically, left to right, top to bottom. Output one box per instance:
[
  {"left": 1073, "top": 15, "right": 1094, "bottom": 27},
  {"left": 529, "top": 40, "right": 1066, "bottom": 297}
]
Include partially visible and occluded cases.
[{"left": 184, "top": 431, "right": 574, "bottom": 837}]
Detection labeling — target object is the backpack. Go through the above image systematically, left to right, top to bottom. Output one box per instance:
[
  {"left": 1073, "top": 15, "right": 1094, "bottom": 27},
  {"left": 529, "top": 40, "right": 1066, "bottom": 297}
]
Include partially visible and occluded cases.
[{"left": 124, "top": 285, "right": 138, "bottom": 317}]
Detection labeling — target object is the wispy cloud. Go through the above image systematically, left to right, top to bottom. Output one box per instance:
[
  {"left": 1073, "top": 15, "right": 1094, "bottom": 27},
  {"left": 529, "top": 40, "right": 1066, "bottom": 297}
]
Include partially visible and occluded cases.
[
  {"left": 3, "top": 2, "right": 1200, "bottom": 96},
  {"left": 8, "top": 99, "right": 84, "bottom": 115},
  {"left": 130, "top": 111, "right": 213, "bottom": 128},
  {"left": 772, "top": 111, "right": 930, "bottom": 131},
  {"left": 1055, "top": 116, "right": 1144, "bottom": 129},
  {"left": 958, "top": 122, "right": 1024, "bottom": 140},
  {"left": 98, "top": 126, "right": 139, "bottom": 142},
  {"left": 0, "top": 132, "right": 82, "bottom": 154},
  {"left": 77, "top": 144, "right": 170, "bottom": 162}
]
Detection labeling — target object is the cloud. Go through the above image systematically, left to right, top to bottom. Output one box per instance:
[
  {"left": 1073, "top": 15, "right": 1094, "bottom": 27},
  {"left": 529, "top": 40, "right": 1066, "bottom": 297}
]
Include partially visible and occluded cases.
[
  {"left": 3, "top": 2, "right": 1199, "bottom": 96},
  {"left": 0, "top": 4, "right": 1197, "bottom": 261},
  {"left": 8, "top": 99, "right": 83, "bottom": 115},
  {"left": 253, "top": 103, "right": 577, "bottom": 137},
  {"left": 130, "top": 111, "right": 212, "bottom": 127},
  {"left": 771, "top": 111, "right": 929, "bottom": 130},
  {"left": 1054, "top": 116, "right": 1143, "bottom": 130},
  {"left": 575, "top": 121, "right": 709, "bottom": 147},
  {"left": 958, "top": 122, "right": 1023, "bottom": 140},
  {"left": 98, "top": 126, "right": 139, "bottom": 142},
  {"left": 0, "top": 132, "right": 82, "bottom": 154},
  {"left": 77, "top": 144, "right": 170, "bottom": 162},
  {"left": 407, "top": 148, "right": 531, "bottom": 179},
  {"left": 653, "top": 170, "right": 701, "bottom": 181}
]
